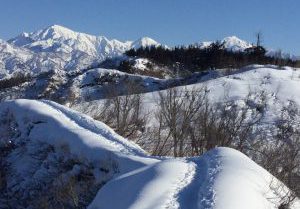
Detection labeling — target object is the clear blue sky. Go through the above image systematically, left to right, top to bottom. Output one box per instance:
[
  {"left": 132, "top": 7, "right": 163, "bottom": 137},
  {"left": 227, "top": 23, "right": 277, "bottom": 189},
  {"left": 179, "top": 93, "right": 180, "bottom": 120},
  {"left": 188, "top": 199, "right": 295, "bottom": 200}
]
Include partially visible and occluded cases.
[{"left": 0, "top": 0, "right": 299, "bottom": 55}]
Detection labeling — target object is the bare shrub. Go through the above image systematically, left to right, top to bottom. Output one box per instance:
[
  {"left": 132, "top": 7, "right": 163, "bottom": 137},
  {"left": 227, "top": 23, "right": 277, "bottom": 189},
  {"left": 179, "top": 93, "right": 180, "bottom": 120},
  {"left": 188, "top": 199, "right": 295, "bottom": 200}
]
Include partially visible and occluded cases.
[{"left": 151, "top": 87, "right": 207, "bottom": 156}]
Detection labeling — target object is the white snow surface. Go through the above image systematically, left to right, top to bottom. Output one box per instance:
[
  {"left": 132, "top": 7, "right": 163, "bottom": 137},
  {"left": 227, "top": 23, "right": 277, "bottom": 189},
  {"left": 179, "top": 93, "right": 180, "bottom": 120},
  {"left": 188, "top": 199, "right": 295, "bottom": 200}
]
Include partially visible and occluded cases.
[{"left": 1, "top": 99, "right": 299, "bottom": 209}]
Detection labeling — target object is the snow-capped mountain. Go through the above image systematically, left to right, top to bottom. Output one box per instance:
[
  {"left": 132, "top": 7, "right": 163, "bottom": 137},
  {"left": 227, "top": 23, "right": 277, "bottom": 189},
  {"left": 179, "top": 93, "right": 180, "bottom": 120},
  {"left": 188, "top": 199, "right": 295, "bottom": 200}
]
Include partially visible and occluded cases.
[
  {"left": 0, "top": 25, "right": 161, "bottom": 79},
  {"left": 8, "top": 25, "right": 161, "bottom": 65},
  {"left": 9, "top": 25, "right": 131, "bottom": 57},
  {"left": 9, "top": 25, "right": 161, "bottom": 54},
  {"left": 195, "top": 36, "right": 253, "bottom": 52},
  {"left": 195, "top": 36, "right": 300, "bottom": 61},
  {"left": 222, "top": 36, "right": 253, "bottom": 51},
  {"left": 130, "top": 37, "right": 160, "bottom": 49}
]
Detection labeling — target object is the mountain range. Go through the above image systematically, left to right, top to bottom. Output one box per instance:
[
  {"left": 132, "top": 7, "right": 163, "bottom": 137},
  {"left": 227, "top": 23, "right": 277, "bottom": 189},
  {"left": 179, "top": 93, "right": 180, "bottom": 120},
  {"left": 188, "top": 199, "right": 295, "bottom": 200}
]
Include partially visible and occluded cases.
[
  {"left": 1, "top": 24, "right": 288, "bottom": 80},
  {"left": 0, "top": 25, "right": 160, "bottom": 79}
]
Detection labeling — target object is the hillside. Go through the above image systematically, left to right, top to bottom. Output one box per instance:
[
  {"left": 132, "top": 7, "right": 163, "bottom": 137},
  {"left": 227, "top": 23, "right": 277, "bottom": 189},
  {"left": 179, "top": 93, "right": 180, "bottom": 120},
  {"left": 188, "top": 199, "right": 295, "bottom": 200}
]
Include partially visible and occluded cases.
[
  {"left": 1, "top": 25, "right": 300, "bottom": 208},
  {"left": 75, "top": 65, "right": 300, "bottom": 125},
  {"left": 73, "top": 66, "right": 300, "bottom": 199},
  {"left": 0, "top": 99, "right": 298, "bottom": 209}
]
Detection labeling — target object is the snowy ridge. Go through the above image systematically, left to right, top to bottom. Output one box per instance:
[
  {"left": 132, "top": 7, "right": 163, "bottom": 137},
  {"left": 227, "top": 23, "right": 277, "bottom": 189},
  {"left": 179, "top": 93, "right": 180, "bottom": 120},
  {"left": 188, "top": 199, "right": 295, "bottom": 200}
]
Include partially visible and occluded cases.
[
  {"left": 8, "top": 25, "right": 161, "bottom": 62},
  {"left": 0, "top": 99, "right": 298, "bottom": 208}
]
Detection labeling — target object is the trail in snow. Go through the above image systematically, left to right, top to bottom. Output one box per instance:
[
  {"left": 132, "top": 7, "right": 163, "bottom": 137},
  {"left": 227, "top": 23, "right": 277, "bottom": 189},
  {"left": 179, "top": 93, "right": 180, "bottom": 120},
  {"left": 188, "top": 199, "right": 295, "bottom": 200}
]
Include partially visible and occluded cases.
[
  {"left": 177, "top": 150, "right": 221, "bottom": 209},
  {"left": 88, "top": 159, "right": 193, "bottom": 209}
]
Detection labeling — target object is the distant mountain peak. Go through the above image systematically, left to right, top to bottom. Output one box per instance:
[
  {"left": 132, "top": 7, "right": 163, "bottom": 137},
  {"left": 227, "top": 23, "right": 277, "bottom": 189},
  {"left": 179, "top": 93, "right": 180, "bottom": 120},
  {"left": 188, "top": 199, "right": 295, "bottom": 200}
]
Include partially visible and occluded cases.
[
  {"left": 31, "top": 24, "right": 81, "bottom": 41},
  {"left": 48, "top": 24, "right": 69, "bottom": 30},
  {"left": 222, "top": 35, "right": 242, "bottom": 41},
  {"left": 195, "top": 36, "right": 253, "bottom": 52},
  {"left": 221, "top": 36, "right": 252, "bottom": 51},
  {"left": 131, "top": 37, "right": 160, "bottom": 49}
]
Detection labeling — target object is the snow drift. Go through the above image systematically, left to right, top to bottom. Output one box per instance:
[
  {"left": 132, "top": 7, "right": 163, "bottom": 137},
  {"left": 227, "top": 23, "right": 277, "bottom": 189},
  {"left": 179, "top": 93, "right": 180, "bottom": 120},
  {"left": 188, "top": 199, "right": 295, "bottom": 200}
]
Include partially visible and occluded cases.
[{"left": 0, "top": 99, "right": 298, "bottom": 208}]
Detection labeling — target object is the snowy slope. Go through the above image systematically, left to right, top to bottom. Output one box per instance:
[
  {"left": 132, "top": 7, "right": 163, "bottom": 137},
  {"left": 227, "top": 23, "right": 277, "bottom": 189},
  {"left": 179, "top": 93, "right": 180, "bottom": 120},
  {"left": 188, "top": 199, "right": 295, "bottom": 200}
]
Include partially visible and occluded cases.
[
  {"left": 0, "top": 39, "right": 65, "bottom": 78},
  {"left": 74, "top": 65, "right": 300, "bottom": 118},
  {"left": 0, "top": 66, "right": 175, "bottom": 102},
  {"left": 0, "top": 99, "right": 298, "bottom": 208}
]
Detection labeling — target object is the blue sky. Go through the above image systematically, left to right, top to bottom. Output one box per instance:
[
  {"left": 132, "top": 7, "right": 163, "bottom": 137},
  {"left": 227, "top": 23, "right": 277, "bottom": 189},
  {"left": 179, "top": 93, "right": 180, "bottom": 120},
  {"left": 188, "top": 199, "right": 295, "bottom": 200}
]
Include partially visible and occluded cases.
[{"left": 0, "top": 0, "right": 299, "bottom": 55}]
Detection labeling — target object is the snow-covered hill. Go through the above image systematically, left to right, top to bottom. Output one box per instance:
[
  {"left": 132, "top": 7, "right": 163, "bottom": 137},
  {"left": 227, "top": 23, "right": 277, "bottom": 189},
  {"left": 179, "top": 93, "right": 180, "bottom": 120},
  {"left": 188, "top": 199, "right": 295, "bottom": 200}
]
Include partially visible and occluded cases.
[
  {"left": 73, "top": 65, "right": 300, "bottom": 164},
  {"left": 75, "top": 65, "right": 300, "bottom": 114},
  {"left": 0, "top": 66, "right": 175, "bottom": 102},
  {"left": 0, "top": 99, "right": 298, "bottom": 208}
]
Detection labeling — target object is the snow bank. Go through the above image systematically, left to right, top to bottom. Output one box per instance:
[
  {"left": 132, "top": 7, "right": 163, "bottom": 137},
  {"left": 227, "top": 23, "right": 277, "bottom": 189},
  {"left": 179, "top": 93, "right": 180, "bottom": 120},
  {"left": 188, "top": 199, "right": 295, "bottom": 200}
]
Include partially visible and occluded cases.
[
  {"left": 0, "top": 99, "right": 157, "bottom": 174},
  {"left": 90, "top": 146, "right": 300, "bottom": 209},
  {"left": 88, "top": 159, "right": 194, "bottom": 209}
]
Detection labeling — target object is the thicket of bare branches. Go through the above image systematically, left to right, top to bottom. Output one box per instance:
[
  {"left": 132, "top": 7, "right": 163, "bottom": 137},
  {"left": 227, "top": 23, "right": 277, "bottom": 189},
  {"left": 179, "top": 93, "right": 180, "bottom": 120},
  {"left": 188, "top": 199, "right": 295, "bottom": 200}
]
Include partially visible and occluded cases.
[
  {"left": 94, "top": 82, "right": 147, "bottom": 139},
  {"left": 149, "top": 87, "right": 263, "bottom": 157},
  {"left": 254, "top": 101, "right": 300, "bottom": 208}
]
